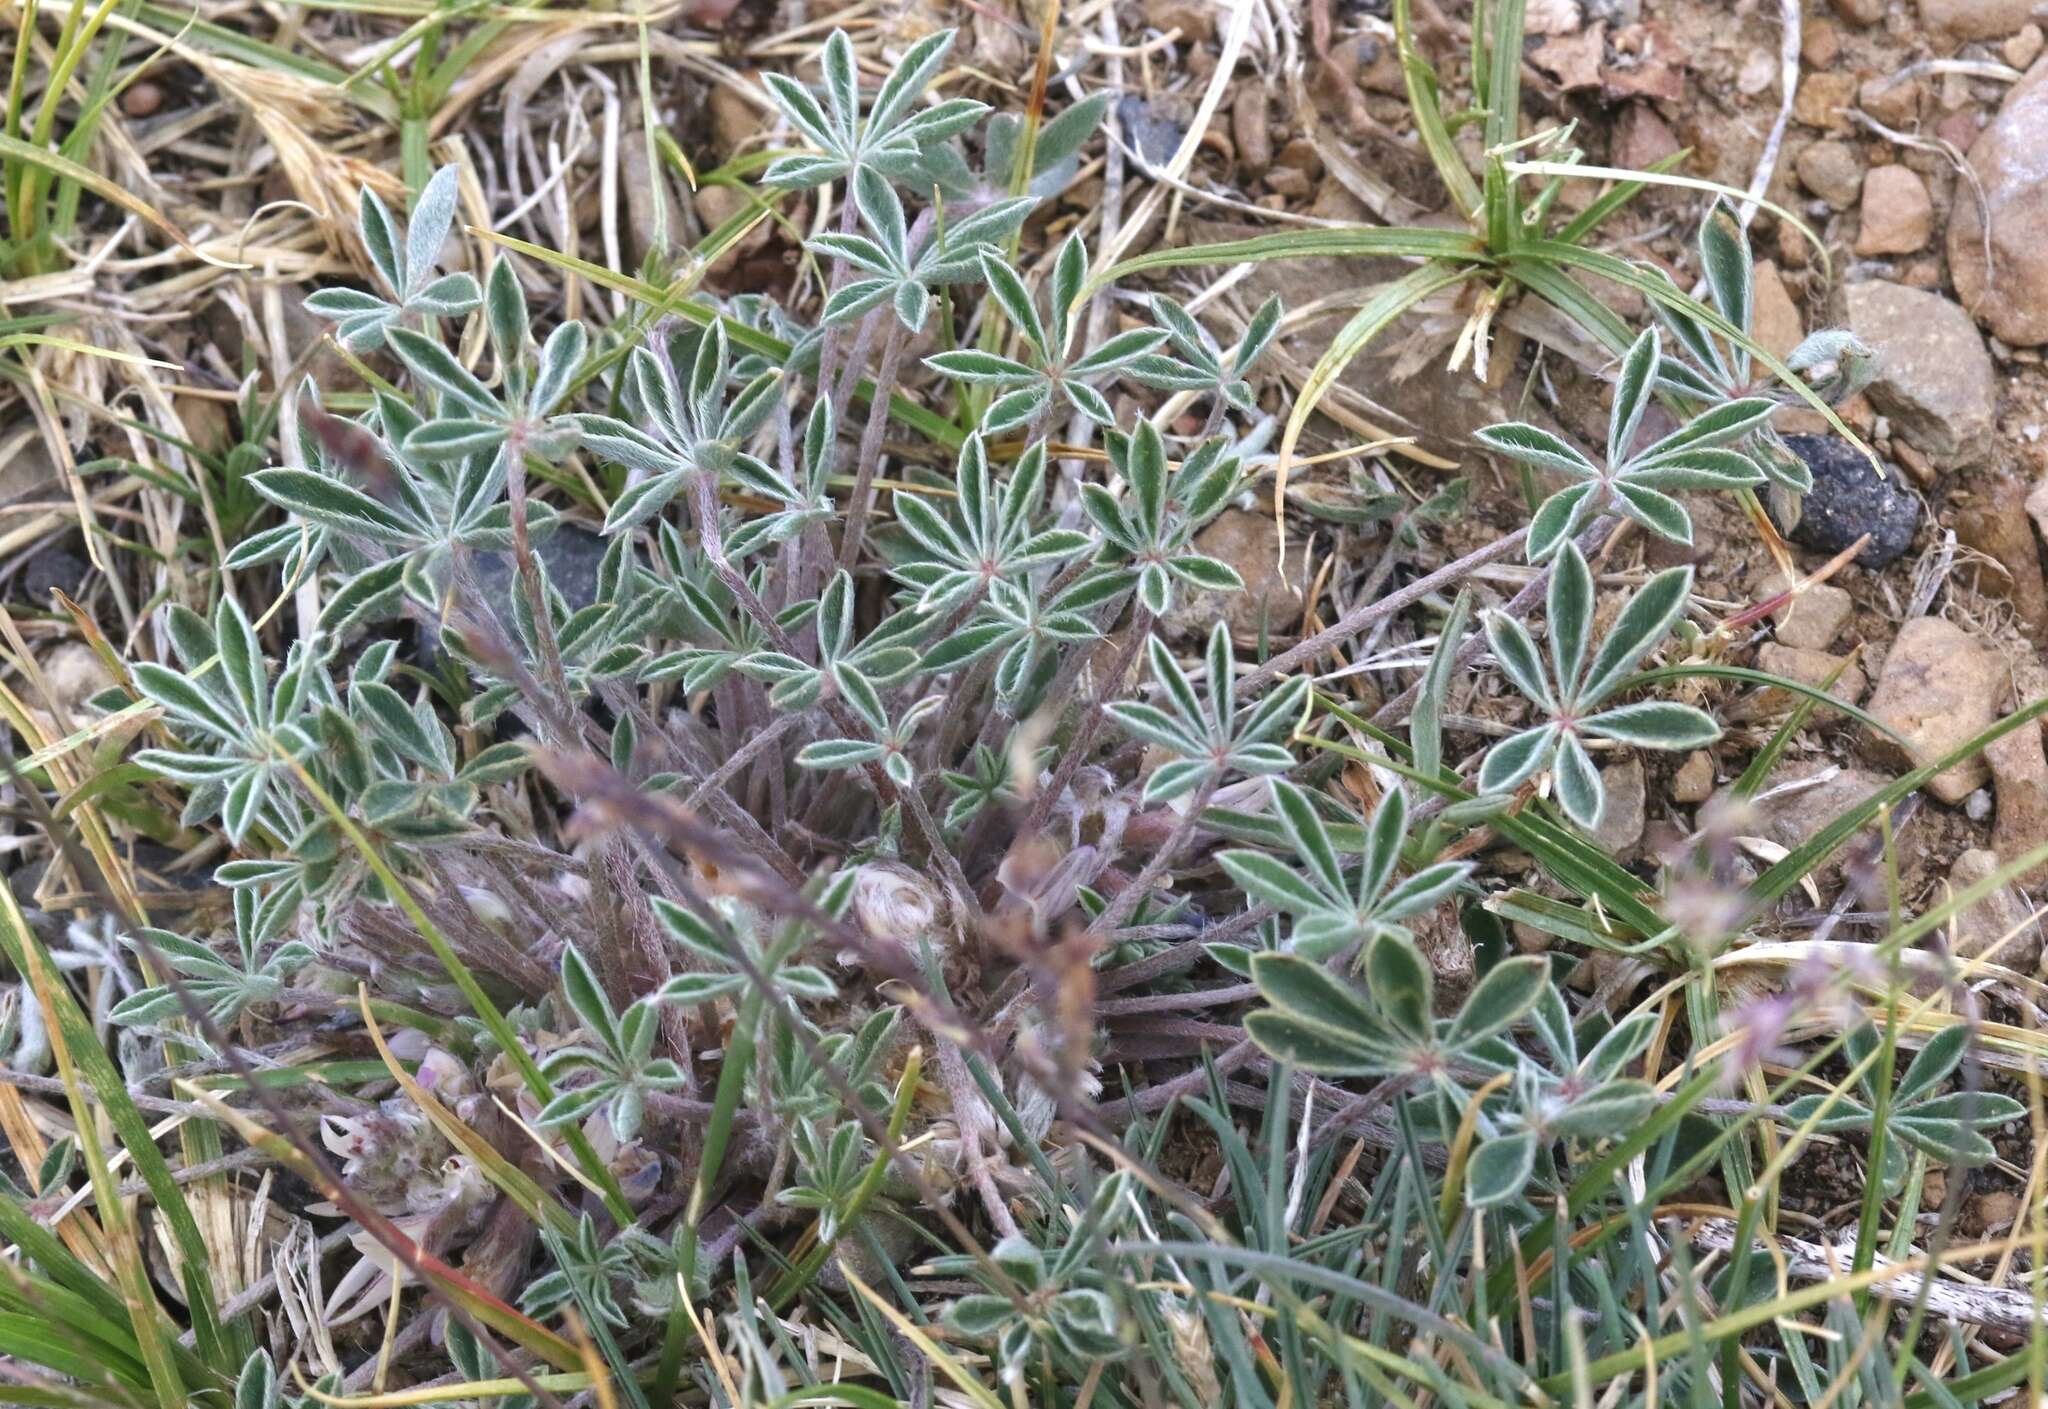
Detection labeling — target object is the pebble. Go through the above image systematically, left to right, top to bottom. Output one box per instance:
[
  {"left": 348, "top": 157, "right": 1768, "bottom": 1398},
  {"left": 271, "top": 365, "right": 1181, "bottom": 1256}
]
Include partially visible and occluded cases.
[
  {"left": 1831, "top": 0, "right": 1885, "bottom": 22},
  {"left": 1920, "top": 0, "right": 2037, "bottom": 44},
  {"left": 1802, "top": 18, "right": 1843, "bottom": 67},
  {"left": 2008, "top": 24, "right": 2046, "bottom": 69},
  {"left": 1949, "top": 56, "right": 2048, "bottom": 347},
  {"left": 1794, "top": 72, "right": 1859, "bottom": 131},
  {"left": 1859, "top": 74, "right": 1920, "bottom": 128},
  {"left": 709, "top": 77, "right": 770, "bottom": 154},
  {"left": 121, "top": 81, "right": 163, "bottom": 118},
  {"left": 1232, "top": 88, "right": 1271, "bottom": 174},
  {"left": 1118, "top": 95, "right": 1188, "bottom": 167},
  {"left": 1613, "top": 104, "right": 1681, "bottom": 171},
  {"left": 1937, "top": 107, "right": 1984, "bottom": 154},
  {"left": 1795, "top": 139, "right": 1865, "bottom": 209},
  {"left": 1854, "top": 165, "right": 1933, "bottom": 255},
  {"left": 1751, "top": 260, "right": 1805, "bottom": 362},
  {"left": 1838, "top": 281, "right": 1998, "bottom": 469},
  {"left": 0, "top": 421, "right": 58, "bottom": 502},
  {"left": 1782, "top": 435, "right": 1921, "bottom": 566},
  {"left": 2025, "top": 471, "right": 2048, "bottom": 547},
  {"left": 1952, "top": 474, "right": 2048, "bottom": 640},
  {"left": 1161, "top": 510, "right": 1308, "bottom": 644},
  {"left": 1766, "top": 572, "right": 1855, "bottom": 649},
  {"left": 1864, "top": 617, "right": 2003, "bottom": 804},
  {"left": 37, "top": 641, "right": 112, "bottom": 721},
  {"left": 1737, "top": 643, "right": 1867, "bottom": 719},
  {"left": 1987, "top": 716, "right": 2048, "bottom": 886},
  {"left": 1673, "top": 750, "right": 1716, "bottom": 803},
  {"left": 1592, "top": 757, "right": 1647, "bottom": 856},
  {"left": 1720, "top": 763, "right": 1909, "bottom": 878},
  {"left": 1945, "top": 849, "right": 2043, "bottom": 970},
  {"left": 1966, "top": 1191, "right": 2023, "bottom": 1238}
]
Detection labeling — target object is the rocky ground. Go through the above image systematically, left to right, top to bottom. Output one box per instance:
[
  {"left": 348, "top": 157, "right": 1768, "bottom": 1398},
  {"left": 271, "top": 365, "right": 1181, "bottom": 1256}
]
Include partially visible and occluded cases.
[{"left": 1146, "top": 0, "right": 2048, "bottom": 979}]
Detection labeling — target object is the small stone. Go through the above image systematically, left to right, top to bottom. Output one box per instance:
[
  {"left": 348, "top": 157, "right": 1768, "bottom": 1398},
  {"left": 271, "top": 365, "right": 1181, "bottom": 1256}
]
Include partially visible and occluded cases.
[
  {"left": 1142, "top": 0, "right": 1214, "bottom": 42},
  {"left": 1832, "top": 0, "right": 1885, "bottom": 22},
  {"left": 1920, "top": 0, "right": 2037, "bottom": 45},
  {"left": 1802, "top": 17, "right": 1843, "bottom": 66},
  {"left": 2010, "top": 24, "right": 2046, "bottom": 68},
  {"left": 1949, "top": 57, "right": 2048, "bottom": 347},
  {"left": 1794, "top": 71, "right": 1859, "bottom": 131},
  {"left": 1859, "top": 74, "right": 1920, "bottom": 128},
  {"left": 709, "top": 77, "right": 770, "bottom": 155},
  {"left": 121, "top": 81, "right": 163, "bottom": 118},
  {"left": 1232, "top": 88, "right": 1271, "bottom": 174},
  {"left": 1118, "top": 94, "right": 1188, "bottom": 166},
  {"left": 1613, "top": 103, "right": 1681, "bottom": 171},
  {"left": 1937, "top": 107, "right": 1984, "bottom": 154},
  {"left": 1796, "top": 139, "right": 1865, "bottom": 208},
  {"left": 1854, "top": 165, "right": 1933, "bottom": 254},
  {"left": 1752, "top": 260, "right": 1805, "bottom": 362},
  {"left": 1838, "top": 281, "right": 1999, "bottom": 468},
  {"left": 0, "top": 421, "right": 59, "bottom": 502},
  {"left": 1782, "top": 435, "right": 1921, "bottom": 565},
  {"left": 2025, "top": 472, "right": 2048, "bottom": 546},
  {"left": 1953, "top": 474, "right": 2048, "bottom": 640},
  {"left": 1162, "top": 510, "right": 1309, "bottom": 644},
  {"left": 22, "top": 537, "right": 89, "bottom": 603},
  {"left": 1767, "top": 574, "right": 1855, "bottom": 649},
  {"left": 1864, "top": 617, "right": 2004, "bottom": 804},
  {"left": 36, "top": 641, "right": 112, "bottom": 722},
  {"left": 1738, "top": 643, "right": 1866, "bottom": 719},
  {"left": 1987, "top": 716, "right": 2048, "bottom": 885},
  {"left": 1673, "top": 750, "right": 1716, "bottom": 803},
  {"left": 1593, "top": 757, "right": 1647, "bottom": 856},
  {"left": 1720, "top": 763, "right": 1912, "bottom": 877},
  {"left": 1945, "top": 849, "right": 2043, "bottom": 969},
  {"left": 1921, "top": 1168, "right": 1948, "bottom": 1211},
  {"left": 1966, "top": 1190, "right": 2023, "bottom": 1235}
]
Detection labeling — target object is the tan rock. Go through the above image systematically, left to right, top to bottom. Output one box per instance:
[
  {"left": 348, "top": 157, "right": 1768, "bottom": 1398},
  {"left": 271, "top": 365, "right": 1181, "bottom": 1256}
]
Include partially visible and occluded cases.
[
  {"left": 1832, "top": 0, "right": 1885, "bottom": 21},
  {"left": 1920, "top": 0, "right": 2038, "bottom": 44},
  {"left": 1803, "top": 17, "right": 1844, "bottom": 67},
  {"left": 2009, "top": 23, "right": 2046, "bottom": 68},
  {"left": 1950, "top": 56, "right": 2048, "bottom": 346},
  {"left": 1794, "top": 71, "right": 1859, "bottom": 131},
  {"left": 1859, "top": 74, "right": 1921, "bottom": 128},
  {"left": 709, "top": 76, "right": 772, "bottom": 155},
  {"left": 1232, "top": 88, "right": 1271, "bottom": 174},
  {"left": 1613, "top": 103, "right": 1681, "bottom": 172},
  {"left": 1796, "top": 139, "right": 1864, "bottom": 207},
  {"left": 1854, "top": 165, "right": 1933, "bottom": 254},
  {"left": 1751, "top": 260, "right": 1804, "bottom": 362},
  {"left": 1838, "top": 281, "right": 1998, "bottom": 468},
  {"left": 1953, "top": 474, "right": 2048, "bottom": 640},
  {"left": 1162, "top": 510, "right": 1309, "bottom": 643},
  {"left": 1763, "top": 569, "right": 1854, "bottom": 649},
  {"left": 1864, "top": 617, "right": 2004, "bottom": 803},
  {"left": 1735, "top": 643, "right": 1866, "bottom": 720},
  {"left": 1988, "top": 716, "right": 2048, "bottom": 885},
  {"left": 1672, "top": 750, "right": 1716, "bottom": 803},
  {"left": 1593, "top": 757, "right": 1647, "bottom": 856},
  {"left": 1719, "top": 762, "right": 1913, "bottom": 878},
  {"left": 1945, "top": 848, "right": 2043, "bottom": 969},
  {"left": 1967, "top": 1189, "right": 2023, "bottom": 1235}
]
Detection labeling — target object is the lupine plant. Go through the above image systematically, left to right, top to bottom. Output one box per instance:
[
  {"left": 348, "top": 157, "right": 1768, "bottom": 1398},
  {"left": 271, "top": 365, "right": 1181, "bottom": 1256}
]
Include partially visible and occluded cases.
[{"left": 35, "top": 13, "right": 2028, "bottom": 1409}]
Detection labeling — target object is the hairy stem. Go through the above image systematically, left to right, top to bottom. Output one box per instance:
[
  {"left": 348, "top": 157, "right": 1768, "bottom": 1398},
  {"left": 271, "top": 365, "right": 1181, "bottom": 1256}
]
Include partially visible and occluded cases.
[{"left": 837, "top": 316, "right": 910, "bottom": 570}]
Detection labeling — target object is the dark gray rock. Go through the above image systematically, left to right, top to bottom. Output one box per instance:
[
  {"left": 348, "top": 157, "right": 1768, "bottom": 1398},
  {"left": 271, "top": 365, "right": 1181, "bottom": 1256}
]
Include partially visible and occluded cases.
[
  {"left": 1117, "top": 95, "right": 1187, "bottom": 166},
  {"left": 1783, "top": 435, "right": 1920, "bottom": 566},
  {"left": 471, "top": 522, "right": 608, "bottom": 616},
  {"left": 18, "top": 534, "right": 89, "bottom": 603}
]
